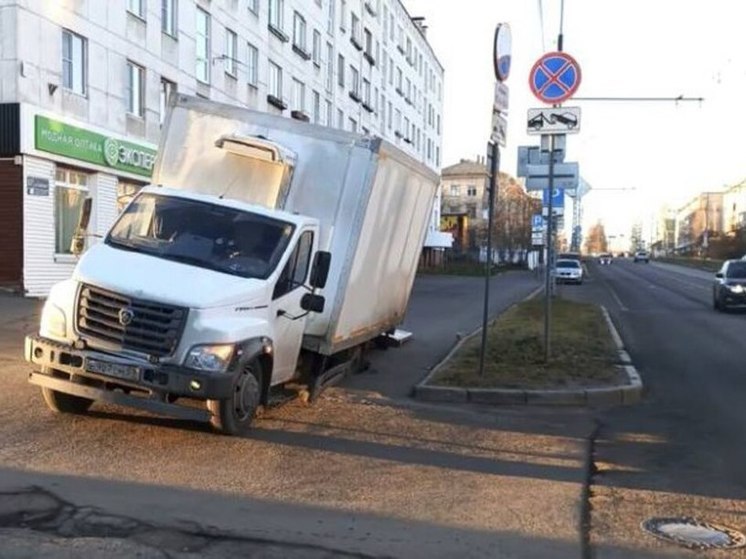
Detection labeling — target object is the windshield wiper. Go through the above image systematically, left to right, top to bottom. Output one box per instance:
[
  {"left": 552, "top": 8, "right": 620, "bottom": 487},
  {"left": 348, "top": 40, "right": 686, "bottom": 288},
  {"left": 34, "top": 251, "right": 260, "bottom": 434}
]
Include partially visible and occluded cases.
[
  {"left": 107, "top": 237, "right": 148, "bottom": 254},
  {"left": 159, "top": 253, "right": 232, "bottom": 275}
]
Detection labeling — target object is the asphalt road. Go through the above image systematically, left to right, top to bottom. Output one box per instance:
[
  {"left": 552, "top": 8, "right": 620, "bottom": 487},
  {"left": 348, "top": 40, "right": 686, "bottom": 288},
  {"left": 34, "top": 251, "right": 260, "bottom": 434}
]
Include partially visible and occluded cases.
[
  {"left": 562, "top": 259, "right": 746, "bottom": 558},
  {"left": 0, "top": 271, "right": 600, "bottom": 559}
]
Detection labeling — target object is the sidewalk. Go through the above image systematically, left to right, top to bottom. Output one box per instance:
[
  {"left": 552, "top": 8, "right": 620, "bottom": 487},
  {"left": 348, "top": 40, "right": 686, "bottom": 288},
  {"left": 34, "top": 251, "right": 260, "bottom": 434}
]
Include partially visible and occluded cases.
[{"left": 0, "top": 294, "right": 41, "bottom": 352}]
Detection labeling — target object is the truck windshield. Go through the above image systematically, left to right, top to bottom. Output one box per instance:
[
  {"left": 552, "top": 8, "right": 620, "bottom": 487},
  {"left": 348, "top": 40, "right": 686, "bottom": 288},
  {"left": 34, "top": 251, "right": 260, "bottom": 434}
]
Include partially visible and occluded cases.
[{"left": 107, "top": 193, "right": 294, "bottom": 279}]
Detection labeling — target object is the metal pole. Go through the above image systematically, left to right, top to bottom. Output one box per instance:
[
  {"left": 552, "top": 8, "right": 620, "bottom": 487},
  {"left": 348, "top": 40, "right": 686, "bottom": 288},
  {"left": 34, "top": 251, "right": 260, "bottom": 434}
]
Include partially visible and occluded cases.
[
  {"left": 543, "top": 133, "right": 555, "bottom": 363},
  {"left": 479, "top": 141, "right": 500, "bottom": 377}
]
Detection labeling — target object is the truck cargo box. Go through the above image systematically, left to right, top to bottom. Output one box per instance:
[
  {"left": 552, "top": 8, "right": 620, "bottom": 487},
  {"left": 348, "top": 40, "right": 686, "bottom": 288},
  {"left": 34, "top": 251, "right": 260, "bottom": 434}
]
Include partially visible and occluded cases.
[{"left": 153, "top": 95, "right": 438, "bottom": 355}]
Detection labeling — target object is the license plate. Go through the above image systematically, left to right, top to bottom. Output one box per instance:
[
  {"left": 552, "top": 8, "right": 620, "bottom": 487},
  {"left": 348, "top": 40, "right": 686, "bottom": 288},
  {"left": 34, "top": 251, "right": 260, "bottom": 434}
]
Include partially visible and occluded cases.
[{"left": 86, "top": 358, "right": 140, "bottom": 382}]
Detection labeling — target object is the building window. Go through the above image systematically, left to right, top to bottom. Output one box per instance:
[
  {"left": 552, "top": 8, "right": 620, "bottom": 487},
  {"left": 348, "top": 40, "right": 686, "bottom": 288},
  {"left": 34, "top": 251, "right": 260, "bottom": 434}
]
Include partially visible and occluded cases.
[
  {"left": 127, "top": 0, "right": 145, "bottom": 19},
  {"left": 162, "top": 0, "right": 177, "bottom": 35},
  {"left": 248, "top": 0, "right": 259, "bottom": 16},
  {"left": 269, "top": 0, "right": 285, "bottom": 35},
  {"left": 327, "top": 0, "right": 335, "bottom": 33},
  {"left": 340, "top": 0, "right": 347, "bottom": 32},
  {"left": 195, "top": 7, "right": 210, "bottom": 84},
  {"left": 292, "top": 12, "right": 307, "bottom": 55},
  {"left": 351, "top": 12, "right": 361, "bottom": 46},
  {"left": 364, "top": 28, "right": 374, "bottom": 62},
  {"left": 62, "top": 29, "right": 87, "bottom": 96},
  {"left": 225, "top": 29, "right": 238, "bottom": 77},
  {"left": 312, "top": 29, "right": 321, "bottom": 66},
  {"left": 247, "top": 42, "right": 259, "bottom": 86},
  {"left": 325, "top": 42, "right": 334, "bottom": 92},
  {"left": 337, "top": 53, "right": 345, "bottom": 87},
  {"left": 126, "top": 61, "right": 145, "bottom": 117},
  {"left": 268, "top": 61, "right": 283, "bottom": 99},
  {"left": 349, "top": 65, "right": 360, "bottom": 99},
  {"left": 396, "top": 67, "right": 403, "bottom": 93},
  {"left": 159, "top": 78, "right": 176, "bottom": 124},
  {"left": 292, "top": 78, "right": 305, "bottom": 111},
  {"left": 363, "top": 78, "right": 371, "bottom": 107},
  {"left": 312, "top": 90, "right": 320, "bottom": 124},
  {"left": 325, "top": 99, "right": 332, "bottom": 126},
  {"left": 337, "top": 108, "right": 344, "bottom": 129},
  {"left": 349, "top": 117, "right": 357, "bottom": 132},
  {"left": 55, "top": 167, "right": 88, "bottom": 255},
  {"left": 117, "top": 181, "right": 143, "bottom": 212},
  {"left": 449, "top": 184, "right": 460, "bottom": 196},
  {"left": 467, "top": 186, "right": 477, "bottom": 197}
]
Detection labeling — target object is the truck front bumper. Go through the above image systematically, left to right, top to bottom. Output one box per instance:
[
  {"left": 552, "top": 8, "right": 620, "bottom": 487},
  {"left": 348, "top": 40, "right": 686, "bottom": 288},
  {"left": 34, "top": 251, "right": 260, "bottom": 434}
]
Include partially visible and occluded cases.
[{"left": 25, "top": 335, "right": 235, "bottom": 421}]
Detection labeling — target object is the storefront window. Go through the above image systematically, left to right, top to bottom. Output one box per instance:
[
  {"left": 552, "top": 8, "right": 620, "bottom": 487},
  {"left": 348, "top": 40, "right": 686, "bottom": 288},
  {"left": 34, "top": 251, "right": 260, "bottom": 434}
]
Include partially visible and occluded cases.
[
  {"left": 55, "top": 167, "right": 89, "bottom": 254},
  {"left": 117, "top": 181, "right": 143, "bottom": 212}
]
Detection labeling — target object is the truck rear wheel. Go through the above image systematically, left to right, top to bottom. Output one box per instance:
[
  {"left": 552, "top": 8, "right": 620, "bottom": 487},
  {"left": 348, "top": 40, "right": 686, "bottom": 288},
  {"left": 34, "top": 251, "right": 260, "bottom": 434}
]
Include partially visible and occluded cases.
[
  {"left": 208, "top": 359, "right": 263, "bottom": 436},
  {"left": 41, "top": 386, "right": 93, "bottom": 414}
]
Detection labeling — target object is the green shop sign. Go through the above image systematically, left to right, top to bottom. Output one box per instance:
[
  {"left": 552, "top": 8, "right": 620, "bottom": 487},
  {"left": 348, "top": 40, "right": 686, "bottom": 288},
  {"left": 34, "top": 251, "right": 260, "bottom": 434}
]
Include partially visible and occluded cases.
[{"left": 35, "top": 115, "right": 156, "bottom": 177}]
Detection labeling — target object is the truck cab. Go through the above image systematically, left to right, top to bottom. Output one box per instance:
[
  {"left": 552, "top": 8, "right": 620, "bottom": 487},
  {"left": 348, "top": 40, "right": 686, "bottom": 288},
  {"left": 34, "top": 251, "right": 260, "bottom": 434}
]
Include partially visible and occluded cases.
[{"left": 27, "top": 185, "right": 329, "bottom": 435}]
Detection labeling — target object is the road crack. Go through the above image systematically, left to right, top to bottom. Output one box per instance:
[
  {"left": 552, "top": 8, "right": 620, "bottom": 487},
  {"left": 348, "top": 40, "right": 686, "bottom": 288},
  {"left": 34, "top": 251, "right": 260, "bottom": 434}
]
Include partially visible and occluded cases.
[{"left": 0, "top": 486, "right": 390, "bottom": 558}]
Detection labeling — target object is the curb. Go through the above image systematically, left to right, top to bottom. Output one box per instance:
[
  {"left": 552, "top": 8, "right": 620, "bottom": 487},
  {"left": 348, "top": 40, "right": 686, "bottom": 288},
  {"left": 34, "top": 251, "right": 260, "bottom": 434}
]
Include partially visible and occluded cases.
[{"left": 414, "top": 300, "right": 643, "bottom": 406}]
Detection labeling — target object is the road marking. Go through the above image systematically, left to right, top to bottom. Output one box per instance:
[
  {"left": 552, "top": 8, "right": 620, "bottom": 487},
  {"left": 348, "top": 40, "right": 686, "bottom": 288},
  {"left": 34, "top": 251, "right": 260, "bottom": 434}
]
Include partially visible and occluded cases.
[{"left": 608, "top": 284, "right": 628, "bottom": 312}]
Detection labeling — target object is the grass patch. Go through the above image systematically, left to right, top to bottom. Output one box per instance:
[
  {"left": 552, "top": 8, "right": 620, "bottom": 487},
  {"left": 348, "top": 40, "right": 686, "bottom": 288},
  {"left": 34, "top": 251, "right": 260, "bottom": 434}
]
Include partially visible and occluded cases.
[
  {"left": 656, "top": 256, "right": 723, "bottom": 273},
  {"left": 431, "top": 297, "right": 621, "bottom": 389}
]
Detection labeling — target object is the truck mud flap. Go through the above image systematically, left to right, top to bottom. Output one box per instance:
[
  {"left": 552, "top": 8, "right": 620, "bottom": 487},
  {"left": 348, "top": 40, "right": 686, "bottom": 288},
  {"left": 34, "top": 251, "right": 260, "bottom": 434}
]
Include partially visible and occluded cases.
[
  {"left": 308, "top": 360, "right": 351, "bottom": 403},
  {"left": 29, "top": 373, "right": 212, "bottom": 423}
]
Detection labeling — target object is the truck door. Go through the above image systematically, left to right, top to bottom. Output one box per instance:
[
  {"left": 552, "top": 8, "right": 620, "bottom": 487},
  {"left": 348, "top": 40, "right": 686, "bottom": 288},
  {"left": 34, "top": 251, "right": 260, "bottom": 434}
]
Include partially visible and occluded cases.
[{"left": 270, "top": 230, "right": 315, "bottom": 384}]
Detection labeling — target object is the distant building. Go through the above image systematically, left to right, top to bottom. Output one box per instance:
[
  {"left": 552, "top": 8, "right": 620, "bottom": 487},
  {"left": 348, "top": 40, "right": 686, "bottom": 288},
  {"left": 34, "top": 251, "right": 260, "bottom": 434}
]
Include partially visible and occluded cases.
[
  {"left": 0, "top": 0, "right": 444, "bottom": 295},
  {"left": 439, "top": 157, "right": 488, "bottom": 251},
  {"left": 722, "top": 179, "right": 746, "bottom": 235},
  {"left": 674, "top": 192, "right": 723, "bottom": 254},
  {"left": 649, "top": 206, "right": 676, "bottom": 255}
]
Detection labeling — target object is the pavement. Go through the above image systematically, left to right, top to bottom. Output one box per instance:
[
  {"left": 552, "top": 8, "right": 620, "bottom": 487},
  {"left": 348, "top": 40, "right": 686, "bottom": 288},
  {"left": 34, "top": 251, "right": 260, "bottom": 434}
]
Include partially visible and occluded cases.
[{"left": 0, "top": 272, "right": 601, "bottom": 559}]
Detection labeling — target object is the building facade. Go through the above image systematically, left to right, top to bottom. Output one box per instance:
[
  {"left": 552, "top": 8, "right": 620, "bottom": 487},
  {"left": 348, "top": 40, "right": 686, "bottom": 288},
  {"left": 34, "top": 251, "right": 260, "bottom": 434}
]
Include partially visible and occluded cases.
[
  {"left": 0, "top": 0, "right": 444, "bottom": 295},
  {"left": 674, "top": 192, "right": 723, "bottom": 254}
]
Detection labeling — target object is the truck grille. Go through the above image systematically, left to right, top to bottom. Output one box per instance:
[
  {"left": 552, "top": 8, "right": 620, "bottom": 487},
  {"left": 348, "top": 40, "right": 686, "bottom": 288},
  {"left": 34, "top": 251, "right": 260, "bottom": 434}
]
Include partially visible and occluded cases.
[{"left": 76, "top": 284, "right": 187, "bottom": 357}]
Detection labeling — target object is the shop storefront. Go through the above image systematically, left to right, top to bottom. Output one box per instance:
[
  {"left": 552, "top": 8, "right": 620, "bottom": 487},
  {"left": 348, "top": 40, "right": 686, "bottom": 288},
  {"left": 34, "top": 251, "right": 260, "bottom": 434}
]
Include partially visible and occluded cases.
[{"left": 0, "top": 103, "right": 156, "bottom": 296}]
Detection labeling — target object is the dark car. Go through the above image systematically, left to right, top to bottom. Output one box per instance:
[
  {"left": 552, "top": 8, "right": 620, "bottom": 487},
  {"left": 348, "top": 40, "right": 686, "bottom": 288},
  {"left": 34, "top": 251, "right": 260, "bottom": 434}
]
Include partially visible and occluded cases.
[
  {"left": 633, "top": 250, "right": 649, "bottom": 263},
  {"left": 713, "top": 260, "right": 746, "bottom": 311}
]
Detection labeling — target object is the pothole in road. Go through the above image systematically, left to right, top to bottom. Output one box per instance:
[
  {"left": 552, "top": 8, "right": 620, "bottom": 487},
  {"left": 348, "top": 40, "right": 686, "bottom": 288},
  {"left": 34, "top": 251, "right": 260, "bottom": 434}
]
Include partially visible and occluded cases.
[{"left": 642, "top": 517, "right": 746, "bottom": 550}]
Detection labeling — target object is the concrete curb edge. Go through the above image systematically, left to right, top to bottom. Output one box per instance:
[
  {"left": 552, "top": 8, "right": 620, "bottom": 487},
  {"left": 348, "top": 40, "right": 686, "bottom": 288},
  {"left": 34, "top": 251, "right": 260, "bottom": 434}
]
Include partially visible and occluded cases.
[{"left": 414, "top": 298, "right": 644, "bottom": 406}]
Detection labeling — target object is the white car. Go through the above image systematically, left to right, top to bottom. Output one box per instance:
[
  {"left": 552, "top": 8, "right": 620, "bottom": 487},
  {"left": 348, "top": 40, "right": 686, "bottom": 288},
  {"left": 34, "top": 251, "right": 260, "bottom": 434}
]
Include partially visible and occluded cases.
[{"left": 554, "top": 258, "right": 584, "bottom": 284}]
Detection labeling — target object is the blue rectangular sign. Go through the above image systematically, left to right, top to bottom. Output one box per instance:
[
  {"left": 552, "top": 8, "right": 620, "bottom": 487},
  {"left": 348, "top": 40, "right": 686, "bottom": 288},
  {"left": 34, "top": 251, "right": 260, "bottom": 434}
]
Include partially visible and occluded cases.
[
  {"left": 542, "top": 187, "right": 565, "bottom": 209},
  {"left": 531, "top": 214, "right": 545, "bottom": 229}
]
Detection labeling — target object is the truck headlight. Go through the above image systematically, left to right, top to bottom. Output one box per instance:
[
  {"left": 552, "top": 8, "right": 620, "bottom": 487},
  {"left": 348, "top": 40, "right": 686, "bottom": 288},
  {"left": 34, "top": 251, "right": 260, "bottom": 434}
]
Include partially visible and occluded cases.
[
  {"left": 729, "top": 284, "right": 744, "bottom": 294},
  {"left": 40, "top": 302, "right": 66, "bottom": 339},
  {"left": 184, "top": 344, "right": 235, "bottom": 372}
]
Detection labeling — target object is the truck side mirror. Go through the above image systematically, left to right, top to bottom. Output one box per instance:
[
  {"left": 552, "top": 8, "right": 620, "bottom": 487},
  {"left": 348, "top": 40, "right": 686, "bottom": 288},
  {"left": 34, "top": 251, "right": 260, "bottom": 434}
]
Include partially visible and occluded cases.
[
  {"left": 70, "top": 197, "right": 93, "bottom": 256},
  {"left": 309, "top": 251, "right": 331, "bottom": 289},
  {"left": 715, "top": 272, "right": 723, "bottom": 279},
  {"left": 301, "top": 293, "right": 325, "bottom": 313}
]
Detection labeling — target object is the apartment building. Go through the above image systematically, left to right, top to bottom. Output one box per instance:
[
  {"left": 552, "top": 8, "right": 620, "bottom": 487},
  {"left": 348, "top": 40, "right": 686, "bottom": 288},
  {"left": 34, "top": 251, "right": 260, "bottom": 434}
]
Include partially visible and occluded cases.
[{"left": 0, "top": 0, "right": 444, "bottom": 295}]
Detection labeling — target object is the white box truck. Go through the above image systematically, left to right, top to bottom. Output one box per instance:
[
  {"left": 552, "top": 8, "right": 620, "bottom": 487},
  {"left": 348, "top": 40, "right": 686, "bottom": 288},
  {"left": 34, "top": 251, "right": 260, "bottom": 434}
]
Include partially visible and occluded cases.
[{"left": 25, "top": 95, "right": 438, "bottom": 435}]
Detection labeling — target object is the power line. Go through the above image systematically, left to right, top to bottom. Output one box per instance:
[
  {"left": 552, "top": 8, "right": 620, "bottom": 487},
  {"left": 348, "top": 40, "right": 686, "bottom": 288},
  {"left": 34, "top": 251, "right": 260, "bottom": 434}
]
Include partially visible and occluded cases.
[{"left": 573, "top": 96, "right": 704, "bottom": 103}]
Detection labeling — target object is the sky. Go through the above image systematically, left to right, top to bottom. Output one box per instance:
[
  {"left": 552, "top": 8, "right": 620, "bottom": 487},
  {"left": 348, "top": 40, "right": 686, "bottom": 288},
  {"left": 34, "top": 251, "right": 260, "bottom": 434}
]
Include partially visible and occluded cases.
[{"left": 402, "top": 0, "right": 746, "bottom": 243}]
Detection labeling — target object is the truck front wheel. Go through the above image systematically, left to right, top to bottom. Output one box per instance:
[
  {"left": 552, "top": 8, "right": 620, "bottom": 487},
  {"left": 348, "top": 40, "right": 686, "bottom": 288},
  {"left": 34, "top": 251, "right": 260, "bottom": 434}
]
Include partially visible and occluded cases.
[
  {"left": 208, "top": 359, "right": 263, "bottom": 436},
  {"left": 41, "top": 386, "right": 93, "bottom": 414}
]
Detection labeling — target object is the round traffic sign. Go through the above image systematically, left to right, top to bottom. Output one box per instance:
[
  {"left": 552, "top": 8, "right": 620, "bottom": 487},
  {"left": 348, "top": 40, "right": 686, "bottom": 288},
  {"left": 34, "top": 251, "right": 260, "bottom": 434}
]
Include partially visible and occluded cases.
[
  {"left": 493, "top": 23, "right": 512, "bottom": 82},
  {"left": 529, "top": 51, "right": 581, "bottom": 104}
]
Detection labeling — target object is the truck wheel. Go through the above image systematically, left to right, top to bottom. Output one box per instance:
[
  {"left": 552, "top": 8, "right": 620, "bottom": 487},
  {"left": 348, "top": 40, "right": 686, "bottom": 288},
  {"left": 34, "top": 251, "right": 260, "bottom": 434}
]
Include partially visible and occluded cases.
[
  {"left": 208, "top": 359, "right": 263, "bottom": 436},
  {"left": 41, "top": 387, "right": 93, "bottom": 414}
]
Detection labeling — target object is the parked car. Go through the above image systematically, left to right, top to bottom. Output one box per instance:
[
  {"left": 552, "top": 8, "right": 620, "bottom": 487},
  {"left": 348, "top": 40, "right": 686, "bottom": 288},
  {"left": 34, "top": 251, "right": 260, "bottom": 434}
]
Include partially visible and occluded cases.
[
  {"left": 633, "top": 250, "right": 650, "bottom": 263},
  {"left": 558, "top": 252, "right": 582, "bottom": 263},
  {"left": 598, "top": 253, "right": 613, "bottom": 265},
  {"left": 554, "top": 259, "right": 584, "bottom": 284},
  {"left": 713, "top": 260, "right": 746, "bottom": 311}
]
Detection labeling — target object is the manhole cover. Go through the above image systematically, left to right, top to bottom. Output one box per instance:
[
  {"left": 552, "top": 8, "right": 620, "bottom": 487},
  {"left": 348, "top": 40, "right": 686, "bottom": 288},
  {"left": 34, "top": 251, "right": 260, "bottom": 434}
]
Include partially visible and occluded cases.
[{"left": 642, "top": 517, "right": 746, "bottom": 550}]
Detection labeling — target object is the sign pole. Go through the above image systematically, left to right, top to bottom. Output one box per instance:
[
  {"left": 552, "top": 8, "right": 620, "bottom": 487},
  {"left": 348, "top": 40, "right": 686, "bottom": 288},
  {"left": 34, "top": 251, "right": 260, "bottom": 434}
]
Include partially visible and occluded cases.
[
  {"left": 479, "top": 22, "right": 511, "bottom": 378},
  {"left": 543, "top": 133, "right": 555, "bottom": 363},
  {"left": 479, "top": 141, "right": 500, "bottom": 377}
]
